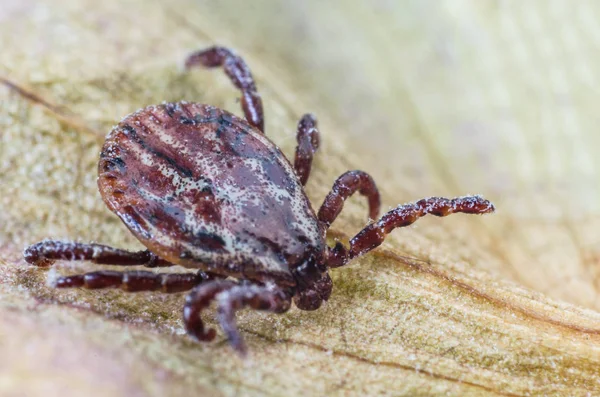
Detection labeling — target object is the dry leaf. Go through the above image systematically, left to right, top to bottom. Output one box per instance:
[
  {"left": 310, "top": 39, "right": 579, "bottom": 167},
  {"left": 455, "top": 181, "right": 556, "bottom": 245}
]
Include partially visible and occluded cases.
[{"left": 1, "top": 1, "right": 600, "bottom": 396}]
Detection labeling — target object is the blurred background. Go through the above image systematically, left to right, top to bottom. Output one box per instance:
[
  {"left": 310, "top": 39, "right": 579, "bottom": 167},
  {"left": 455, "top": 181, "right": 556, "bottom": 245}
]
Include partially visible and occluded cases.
[{"left": 2, "top": 1, "right": 600, "bottom": 395}]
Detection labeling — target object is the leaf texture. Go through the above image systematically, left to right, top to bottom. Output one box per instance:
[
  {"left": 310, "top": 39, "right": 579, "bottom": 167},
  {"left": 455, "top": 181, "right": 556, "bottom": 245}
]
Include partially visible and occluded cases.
[{"left": 1, "top": 1, "right": 600, "bottom": 396}]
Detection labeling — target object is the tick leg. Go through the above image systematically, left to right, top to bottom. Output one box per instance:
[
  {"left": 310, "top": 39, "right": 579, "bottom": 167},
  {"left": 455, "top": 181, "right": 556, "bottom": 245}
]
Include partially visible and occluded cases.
[
  {"left": 185, "top": 46, "right": 264, "bottom": 133},
  {"left": 294, "top": 114, "right": 320, "bottom": 185},
  {"left": 318, "top": 170, "right": 381, "bottom": 229},
  {"left": 327, "top": 195, "right": 495, "bottom": 268},
  {"left": 23, "top": 240, "right": 173, "bottom": 268},
  {"left": 54, "top": 270, "right": 211, "bottom": 293},
  {"left": 183, "top": 280, "right": 238, "bottom": 343},
  {"left": 183, "top": 281, "right": 291, "bottom": 355},
  {"left": 216, "top": 284, "right": 291, "bottom": 355}
]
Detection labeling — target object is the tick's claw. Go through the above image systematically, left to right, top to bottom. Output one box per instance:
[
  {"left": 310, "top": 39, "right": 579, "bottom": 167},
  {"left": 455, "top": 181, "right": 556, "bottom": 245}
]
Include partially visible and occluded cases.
[
  {"left": 23, "top": 245, "right": 54, "bottom": 267},
  {"left": 55, "top": 275, "right": 85, "bottom": 288},
  {"left": 184, "top": 319, "right": 216, "bottom": 342},
  {"left": 187, "top": 326, "right": 216, "bottom": 342},
  {"left": 201, "top": 328, "right": 217, "bottom": 342},
  {"left": 224, "top": 328, "right": 247, "bottom": 356},
  {"left": 232, "top": 340, "right": 248, "bottom": 357}
]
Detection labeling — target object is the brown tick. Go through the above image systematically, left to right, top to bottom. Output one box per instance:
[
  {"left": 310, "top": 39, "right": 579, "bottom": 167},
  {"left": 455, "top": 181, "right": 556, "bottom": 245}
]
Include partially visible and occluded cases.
[{"left": 23, "top": 46, "right": 495, "bottom": 355}]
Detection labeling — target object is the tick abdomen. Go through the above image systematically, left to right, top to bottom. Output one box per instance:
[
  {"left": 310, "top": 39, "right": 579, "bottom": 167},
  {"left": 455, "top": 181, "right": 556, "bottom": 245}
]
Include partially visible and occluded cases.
[{"left": 98, "top": 102, "right": 323, "bottom": 284}]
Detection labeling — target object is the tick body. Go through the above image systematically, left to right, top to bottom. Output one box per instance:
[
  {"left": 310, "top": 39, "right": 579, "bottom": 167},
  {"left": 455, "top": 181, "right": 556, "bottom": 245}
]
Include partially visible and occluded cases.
[
  {"left": 24, "top": 46, "right": 495, "bottom": 355},
  {"left": 99, "top": 103, "right": 322, "bottom": 287}
]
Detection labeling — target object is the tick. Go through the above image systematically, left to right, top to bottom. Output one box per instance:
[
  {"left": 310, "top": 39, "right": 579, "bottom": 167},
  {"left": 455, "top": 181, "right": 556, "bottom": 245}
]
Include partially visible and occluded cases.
[{"left": 23, "top": 46, "right": 495, "bottom": 355}]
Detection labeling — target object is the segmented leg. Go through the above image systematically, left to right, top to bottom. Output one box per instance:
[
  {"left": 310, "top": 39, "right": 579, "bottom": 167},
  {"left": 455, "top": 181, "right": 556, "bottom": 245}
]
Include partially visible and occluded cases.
[
  {"left": 185, "top": 46, "right": 264, "bottom": 133},
  {"left": 294, "top": 114, "right": 320, "bottom": 185},
  {"left": 318, "top": 170, "right": 381, "bottom": 228},
  {"left": 327, "top": 195, "right": 495, "bottom": 268},
  {"left": 23, "top": 240, "right": 173, "bottom": 268},
  {"left": 55, "top": 270, "right": 214, "bottom": 293},
  {"left": 183, "top": 280, "right": 292, "bottom": 355},
  {"left": 183, "top": 280, "right": 237, "bottom": 343},
  {"left": 217, "top": 284, "right": 291, "bottom": 354}
]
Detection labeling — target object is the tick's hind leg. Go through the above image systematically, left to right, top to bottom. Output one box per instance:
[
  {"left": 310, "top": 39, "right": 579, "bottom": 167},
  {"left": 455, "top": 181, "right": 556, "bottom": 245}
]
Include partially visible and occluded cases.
[
  {"left": 185, "top": 46, "right": 264, "bottom": 133},
  {"left": 294, "top": 114, "right": 320, "bottom": 185},
  {"left": 327, "top": 195, "right": 495, "bottom": 268},
  {"left": 23, "top": 241, "right": 173, "bottom": 268},
  {"left": 55, "top": 270, "right": 213, "bottom": 293},
  {"left": 183, "top": 280, "right": 292, "bottom": 355}
]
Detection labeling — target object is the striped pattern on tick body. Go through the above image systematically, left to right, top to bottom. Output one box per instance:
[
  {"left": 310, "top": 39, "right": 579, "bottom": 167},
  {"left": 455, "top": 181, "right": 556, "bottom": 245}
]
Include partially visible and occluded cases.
[{"left": 98, "top": 102, "right": 324, "bottom": 286}]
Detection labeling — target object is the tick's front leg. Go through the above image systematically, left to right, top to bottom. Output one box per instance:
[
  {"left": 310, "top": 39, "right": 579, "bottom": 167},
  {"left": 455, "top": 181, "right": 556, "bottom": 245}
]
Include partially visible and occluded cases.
[
  {"left": 185, "top": 46, "right": 264, "bottom": 133},
  {"left": 327, "top": 195, "right": 495, "bottom": 268},
  {"left": 24, "top": 240, "right": 173, "bottom": 268}
]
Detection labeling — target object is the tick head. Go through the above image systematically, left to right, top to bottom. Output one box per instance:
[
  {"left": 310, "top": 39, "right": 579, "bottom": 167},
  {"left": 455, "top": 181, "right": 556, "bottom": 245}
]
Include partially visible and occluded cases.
[{"left": 291, "top": 250, "right": 332, "bottom": 311}]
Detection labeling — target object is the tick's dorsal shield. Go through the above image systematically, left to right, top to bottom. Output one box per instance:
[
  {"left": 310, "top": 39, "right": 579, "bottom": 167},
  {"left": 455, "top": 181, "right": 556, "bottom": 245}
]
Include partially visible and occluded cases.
[{"left": 98, "top": 103, "right": 324, "bottom": 285}]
